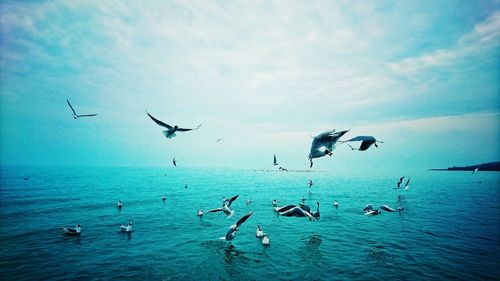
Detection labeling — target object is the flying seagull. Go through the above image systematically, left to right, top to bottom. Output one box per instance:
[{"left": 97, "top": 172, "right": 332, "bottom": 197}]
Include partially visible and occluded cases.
[
  {"left": 67, "top": 99, "right": 97, "bottom": 119},
  {"left": 146, "top": 112, "right": 201, "bottom": 139},
  {"left": 308, "top": 129, "right": 350, "bottom": 168},
  {"left": 340, "top": 136, "right": 383, "bottom": 151},
  {"left": 217, "top": 138, "right": 224, "bottom": 142},
  {"left": 273, "top": 154, "right": 278, "bottom": 166},
  {"left": 172, "top": 158, "right": 177, "bottom": 167},
  {"left": 471, "top": 167, "right": 479, "bottom": 175},
  {"left": 397, "top": 176, "right": 405, "bottom": 188},
  {"left": 404, "top": 178, "right": 410, "bottom": 190},
  {"left": 209, "top": 194, "right": 239, "bottom": 218},
  {"left": 363, "top": 204, "right": 396, "bottom": 217},
  {"left": 222, "top": 211, "right": 253, "bottom": 241}
]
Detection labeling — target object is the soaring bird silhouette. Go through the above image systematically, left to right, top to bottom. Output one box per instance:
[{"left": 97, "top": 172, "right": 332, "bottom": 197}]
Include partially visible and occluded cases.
[
  {"left": 67, "top": 99, "right": 97, "bottom": 119},
  {"left": 146, "top": 112, "right": 201, "bottom": 139},
  {"left": 340, "top": 136, "right": 383, "bottom": 151}
]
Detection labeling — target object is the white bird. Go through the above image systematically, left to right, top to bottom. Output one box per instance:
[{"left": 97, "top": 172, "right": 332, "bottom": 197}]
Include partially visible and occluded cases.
[
  {"left": 67, "top": 99, "right": 97, "bottom": 119},
  {"left": 146, "top": 112, "right": 201, "bottom": 139},
  {"left": 308, "top": 130, "right": 350, "bottom": 168},
  {"left": 339, "top": 136, "right": 384, "bottom": 151},
  {"left": 472, "top": 167, "right": 479, "bottom": 175},
  {"left": 404, "top": 178, "right": 410, "bottom": 191},
  {"left": 162, "top": 195, "right": 166, "bottom": 201},
  {"left": 209, "top": 195, "right": 239, "bottom": 218},
  {"left": 272, "top": 199, "right": 278, "bottom": 208},
  {"left": 117, "top": 200, "right": 122, "bottom": 208},
  {"left": 333, "top": 200, "right": 339, "bottom": 208},
  {"left": 363, "top": 204, "right": 396, "bottom": 216},
  {"left": 197, "top": 210, "right": 204, "bottom": 216},
  {"left": 222, "top": 212, "right": 253, "bottom": 241},
  {"left": 120, "top": 222, "right": 133, "bottom": 232},
  {"left": 61, "top": 224, "right": 81, "bottom": 235},
  {"left": 256, "top": 226, "right": 264, "bottom": 238},
  {"left": 261, "top": 233, "right": 270, "bottom": 246}
]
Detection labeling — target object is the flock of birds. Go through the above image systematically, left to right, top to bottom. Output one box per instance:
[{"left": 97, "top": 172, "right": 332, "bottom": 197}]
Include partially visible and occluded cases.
[{"left": 60, "top": 100, "right": 411, "bottom": 245}]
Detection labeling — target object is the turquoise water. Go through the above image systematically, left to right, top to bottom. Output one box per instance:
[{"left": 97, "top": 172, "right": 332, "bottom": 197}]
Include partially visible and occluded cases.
[{"left": 0, "top": 166, "right": 499, "bottom": 280}]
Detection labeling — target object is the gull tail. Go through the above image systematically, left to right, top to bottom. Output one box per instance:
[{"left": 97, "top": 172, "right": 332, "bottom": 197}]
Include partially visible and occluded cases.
[{"left": 163, "top": 131, "right": 176, "bottom": 139}]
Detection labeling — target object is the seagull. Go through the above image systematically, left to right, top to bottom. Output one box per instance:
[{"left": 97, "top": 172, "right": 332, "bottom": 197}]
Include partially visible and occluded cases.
[
  {"left": 67, "top": 99, "right": 97, "bottom": 119},
  {"left": 146, "top": 112, "right": 201, "bottom": 139},
  {"left": 308, "top": 130, "right": 350, "bottom": 168},
  {"left": 340, "top": 136, "right": 383, "bottom": 151},
  {"left": 217, "top": 138, "right": 224, "bottom": 142},
  {"left": 273, "top": 154, "right": 278, "bottom": 166},
  {"left": 172, "top": 158, "right": 177, "bottom": 167},
  {"left": 278, "top": 166, "right": 288, "bottom": 171},
  {"left": 471, "top": 167, "right": 479, "bottom": 175},
  {"left": 397, "top": 176, "right": 405, "bottom": 188},
  {"left": 404, "top": 178, "right": 410, "bottom": 190},
  {"left": 308, "top": 179, "right": 313, "bottom": 188},
  {"left": 162, "top": 195, "right": 166, "bottom": 201},
  {"left": 209, "top": 195, "right": 239, "bottom": 218},
  {"left": 272, "top": 199, "right": 278, "bottom": 208},
  {"left": 117, "top": 200, "right": 122, "bottom": 208},
  {"left": 333, "top": 200, "right": 338, "bottom": 208},
  {"left": 311, "top": 202, "right": 320, "bottom": 219},
  {"left": 275, "top": 204, "right": 314, "bottom": 220},
  {"left": 363, "top": 204, "right": 396, "bottom": 217},
  {"left": 197, "top": 210, "right": 204, "bottom": 216},
  {"left": 222, "top": 211, "right": 253, "bottom": 241},
  {"left": 120, "top": 222, "right": 133, "bottom": 232},
  {"left": 61, "top": 224, "right": 81, "bottom": 235},
  {"left": 256, "top": 226, "right": 264, "bottom": 238},
  {"left": 261, "top": 233, "right": 270, "bottom": 246}
]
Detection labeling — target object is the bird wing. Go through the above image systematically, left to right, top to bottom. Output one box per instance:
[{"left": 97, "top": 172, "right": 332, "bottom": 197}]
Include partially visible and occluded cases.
[
  {"left": 67, "top": 99, "right": 77, "bottom": 115},
  {"left": 146, "top": 112, "right": 172, "bottom": 129},
  {"left": 78, "top": 114, "right": 97, "bottom": 117},
  {"left": 177, "top": 124, "right": 201, "bottom": 132},
  {"left": 311, "top": 130, "right": 350, "bottom": 153},
  {"left": 343, "top": 136, "right": 375, "bottom": 142},
  {"left": 405, "top": 178, "right": 410, "bottom": 187},
  {"left": 227, "top": 194, "right": 239, "bottom": 207},
  {"left": 363, "top": 204, "right": 374, "bottom": 212},
  {"left": 379, "top": 205, "right": 396, "bottom": 212},
  {"left": 208, "top": 208, "right": 223, "bottom": 213},
  {"left": 235, "top": 211, "right": 253, "bottom": 227}
]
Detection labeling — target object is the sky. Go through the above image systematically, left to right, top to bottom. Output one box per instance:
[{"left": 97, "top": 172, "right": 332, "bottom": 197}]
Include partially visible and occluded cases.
[{"left": 1, "top": 1, "right": 499, "bottom": 175}]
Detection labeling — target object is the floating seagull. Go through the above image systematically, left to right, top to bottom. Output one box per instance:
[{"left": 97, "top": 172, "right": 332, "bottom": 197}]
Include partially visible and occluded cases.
[
  {"left": 67, "top": 99, "right": 97, "bottom": 119},
  {"left": 146, "top": 112, "right": 201, "bottom": 139},
  {"left": 308, "top": 130, "right": 350, "bottom": 168},
  {"left": 340, "top": 136, "right": 383, "bottom": 151},
  {"left": 273, "top": 155, "right": 278, "bottom": 166},
  {"left": 172, "top": 158, "right": 177, "bottom": 167},
  {"left": 278, "top": 166, "right": 288, "bottom": 171},
  {"left": 23, "top": 176, "right": 29, "bottom": 181},
  {"left": 397, "top": 176, "right": 405, "bottom": 188},
  {"left": 404, "top": 178, "right": 410, "bottom": 190},
  {"left": 308, "top": 179, "right": 313, "bottom": 188},
  {"left": 162, "top": 195, "right": 166, "bottom": 201},
  {"left": 209, "top": 195, "right": 239, "bottom": 218},
  {"left": 246, "top": 199, "right": 252, "bottom": 205},
  {"left": 272, "top": 199, "right": 278, "bottom": 208},
  {"left": 117, "top": 200, "right": 122, "bottom": 208},
  {"left": 333, "top": 200, "right": 338, "bottom": 208},
  {"left": 363, "top": 204, "right": 396, "bottom": 216},
  {"left": 397, "top": 204, "right": 404, "bottom": 212},
  {"left": 197, "top": 210, "right": 204, "bottom": 216},
  {"left": 222, "top": 211, "right": 253, "bottom": 241},
  {"left": 120, "top": 222, "right": 133, "bottom": 232},
  {"left": 61, "top": 224, "right": 81, "bottom": 235},
  {"left": 256, "top": 226, "right": 264, "bottom": 238},
  {"left": 262, "top": 233, "right": 270, "bottom": 246}
]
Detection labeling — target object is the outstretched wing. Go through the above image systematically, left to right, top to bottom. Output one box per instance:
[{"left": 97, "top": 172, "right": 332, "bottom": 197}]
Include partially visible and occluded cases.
[
  {"left": 67, "top": 99, "right": 77, "bottom": 115},
  {"left": 146, "top": 112, "right": 172, "bottom": 129},
  {"left": 78, "top": 114, "right": 97, "bottom": 117},
  {"left": 177, "top": 124, "right": 201, "bottom": 132},
  {"left": 310, "top": 130, "right": 349, "bottom": 154},
  {"left": 227, "top": 194, "right": 239, "bottom": 207},
  {"left": 379, "top": 205, "right": 396, "bottom": 212},
  {"left": 208, "top": 208, "right": 223, "bottom": 213},
  {"left": 235, "top": 211, "right": 253, "bottom": 227}
]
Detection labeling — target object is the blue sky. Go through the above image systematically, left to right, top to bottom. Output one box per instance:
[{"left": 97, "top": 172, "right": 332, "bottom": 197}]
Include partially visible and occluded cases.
[{"left": 1, "top": 1, "right": 499, "bottom": 174}]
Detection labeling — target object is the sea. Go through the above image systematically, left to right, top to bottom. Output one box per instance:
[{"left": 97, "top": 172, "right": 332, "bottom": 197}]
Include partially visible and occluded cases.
[{"left": 0, "top": 166, "right": 499, "bottom": 280}]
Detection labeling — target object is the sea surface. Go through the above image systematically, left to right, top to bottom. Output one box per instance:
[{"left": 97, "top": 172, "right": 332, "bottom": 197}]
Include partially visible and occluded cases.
[{"left": 0, "top": 166, "right": 499, "bottom": 280}]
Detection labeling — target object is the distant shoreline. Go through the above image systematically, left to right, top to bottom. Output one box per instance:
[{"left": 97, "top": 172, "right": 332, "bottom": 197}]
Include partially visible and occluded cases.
[{"left": 429, "top": 161, "right": 500, "bottom": 172}]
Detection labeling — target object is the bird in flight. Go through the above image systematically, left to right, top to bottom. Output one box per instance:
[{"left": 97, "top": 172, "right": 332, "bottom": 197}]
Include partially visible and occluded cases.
[
  {"left": 67, "top": 99, "right": 97, "bottom": 119},
  {"left": 146, "top": 112, "right": 201, "bottom": 139},
  {"left": 308, "top": 129, "right": 349, "bottom": 168},
  {"left": 340, "top": 136, "right": 383, "bottom": 151},
  {"left": 216, "top": 138, "right": 223, "bottom": 142},
  {"left": 172, "top": 158, "right": 177, "bottom": 167}
]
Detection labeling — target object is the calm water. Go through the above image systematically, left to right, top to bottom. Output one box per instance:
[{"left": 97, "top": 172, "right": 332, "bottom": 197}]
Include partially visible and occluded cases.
[{"left": 0, "top": 166, "right": 499, "bottom": 280}]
